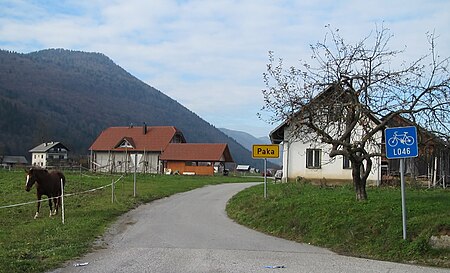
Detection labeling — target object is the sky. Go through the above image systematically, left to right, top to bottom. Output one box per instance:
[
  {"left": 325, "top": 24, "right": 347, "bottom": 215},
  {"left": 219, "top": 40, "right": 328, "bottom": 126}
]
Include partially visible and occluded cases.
[{"left": 1, "top": 0, "right": 449, "bottom": 138}]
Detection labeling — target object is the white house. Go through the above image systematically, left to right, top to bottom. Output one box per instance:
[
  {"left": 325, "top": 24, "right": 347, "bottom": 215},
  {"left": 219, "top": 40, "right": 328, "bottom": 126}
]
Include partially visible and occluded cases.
[
  {"left": 269, "top": 85, "right": 383, "bottom": 184},
  {"left": 270, "top": 121, "right": 382, "bottom": 184},
  {"left": 89, "top": 125, "right": 186, "bottom": 173},
  {"left": 29, "top": 142, "right": 69, "bottom": 168}
]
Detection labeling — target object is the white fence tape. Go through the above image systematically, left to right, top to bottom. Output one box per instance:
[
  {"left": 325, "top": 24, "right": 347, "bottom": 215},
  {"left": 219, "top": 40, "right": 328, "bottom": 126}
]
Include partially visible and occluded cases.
[{"left": 0, "top": 174, "right": 125, "bottom": 210}]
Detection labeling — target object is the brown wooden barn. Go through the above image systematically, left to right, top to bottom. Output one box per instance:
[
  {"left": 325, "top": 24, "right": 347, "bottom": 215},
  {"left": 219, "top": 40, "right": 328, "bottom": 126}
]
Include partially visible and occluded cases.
[{"left": 382, "top": 116, "right": 449, "bottom": 187}]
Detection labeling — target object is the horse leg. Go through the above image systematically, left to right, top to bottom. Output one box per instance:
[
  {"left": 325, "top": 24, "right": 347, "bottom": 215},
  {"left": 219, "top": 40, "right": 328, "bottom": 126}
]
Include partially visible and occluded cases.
[
  {"left": 56, "top": 184, "right": 64, "bottom": 215},
  {"left": 34, "top": 194, "right": 41, "bottom": 219},
  {"left": 48, "top": 197, "right": 54, "bottom": 217},
  {"left": 52, "top": 197, "right": 59, "bottom": 216}
]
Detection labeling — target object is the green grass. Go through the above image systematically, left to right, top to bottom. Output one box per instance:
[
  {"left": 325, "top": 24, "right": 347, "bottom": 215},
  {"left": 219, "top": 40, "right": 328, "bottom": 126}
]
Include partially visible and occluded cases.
[
  {"left": 0, "top": 169, "right": 261, "bottom": 273},
  {"left": 227, "top": 180, "right": 450, "bottom": 268}
]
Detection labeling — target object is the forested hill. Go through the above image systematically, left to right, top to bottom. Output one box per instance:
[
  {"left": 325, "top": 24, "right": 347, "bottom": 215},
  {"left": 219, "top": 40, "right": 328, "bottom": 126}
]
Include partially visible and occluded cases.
[{"left": 0, "top": 49, "right": 269, "bottom": 169}]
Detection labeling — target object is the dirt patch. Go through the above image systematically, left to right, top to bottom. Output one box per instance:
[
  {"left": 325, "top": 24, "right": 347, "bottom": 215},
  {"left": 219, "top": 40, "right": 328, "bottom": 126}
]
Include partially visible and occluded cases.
[{"left": 438, "top": 227, "right": 450, "bottom": 236}]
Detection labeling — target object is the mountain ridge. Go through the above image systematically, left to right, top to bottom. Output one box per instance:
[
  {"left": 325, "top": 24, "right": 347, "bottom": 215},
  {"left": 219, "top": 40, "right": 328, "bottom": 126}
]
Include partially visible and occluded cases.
[
  {"left": 0, "top": 48, "right": 275, "bottom": 169},
  {"left": 219, "top": 128, "right": 282, "bottom": 166}
]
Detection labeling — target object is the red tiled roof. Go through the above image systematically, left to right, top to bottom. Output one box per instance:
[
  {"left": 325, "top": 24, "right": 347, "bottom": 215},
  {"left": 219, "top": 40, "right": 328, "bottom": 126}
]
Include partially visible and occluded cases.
[
  {"left": 89, "top": 126, "right": 185, "bottom": 152},
  {"left": 160, "top": 143, "right": 234, "bottom": 162}
]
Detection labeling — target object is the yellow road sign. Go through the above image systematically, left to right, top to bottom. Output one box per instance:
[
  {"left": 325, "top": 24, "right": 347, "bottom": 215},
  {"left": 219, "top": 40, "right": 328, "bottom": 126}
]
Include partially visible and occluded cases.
[{"left": 252, "top": 144, "right": 280, "bottom": 158}]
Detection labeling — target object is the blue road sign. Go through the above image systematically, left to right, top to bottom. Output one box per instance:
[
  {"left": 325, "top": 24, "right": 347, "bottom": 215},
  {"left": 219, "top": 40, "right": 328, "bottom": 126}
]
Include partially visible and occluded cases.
[{"left": 385, "top": 126, "right": 419, "bottom": 159}]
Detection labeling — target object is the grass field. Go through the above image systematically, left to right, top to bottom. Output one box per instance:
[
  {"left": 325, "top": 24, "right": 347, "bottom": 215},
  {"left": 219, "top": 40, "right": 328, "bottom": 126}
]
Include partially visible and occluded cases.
[
  {"left": 0, "top": 169, "right": 261, "bottom": 273},
  {"left": 226, "top": 180, "right": 450, "bottom": 268}
]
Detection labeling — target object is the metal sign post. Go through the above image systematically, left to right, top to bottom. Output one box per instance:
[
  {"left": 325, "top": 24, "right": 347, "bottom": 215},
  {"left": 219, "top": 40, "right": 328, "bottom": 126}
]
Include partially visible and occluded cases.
[
  {"left": 385, "top": 126, "right": 419, "bottom": 240},
  {"left": 252, "top": 144, "right": 280, "bottom": 199},
  {"left": 263, "top": 158, "right": 267, "bottom": 199},
  {"left": 399, "top": 158, "right": 407, "bottom": 240}
]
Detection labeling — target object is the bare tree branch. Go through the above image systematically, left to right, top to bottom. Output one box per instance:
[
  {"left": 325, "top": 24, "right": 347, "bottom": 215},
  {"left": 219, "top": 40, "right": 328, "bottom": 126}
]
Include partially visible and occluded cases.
[{"left": 260, "top": 26, "right": 450, "bottom": 200}]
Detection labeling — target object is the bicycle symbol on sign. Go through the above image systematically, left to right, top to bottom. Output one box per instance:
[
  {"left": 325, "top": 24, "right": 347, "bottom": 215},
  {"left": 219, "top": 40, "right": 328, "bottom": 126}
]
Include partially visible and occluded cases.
[{"left": 387, "top": 131, "right": 415, "bottom": 147}]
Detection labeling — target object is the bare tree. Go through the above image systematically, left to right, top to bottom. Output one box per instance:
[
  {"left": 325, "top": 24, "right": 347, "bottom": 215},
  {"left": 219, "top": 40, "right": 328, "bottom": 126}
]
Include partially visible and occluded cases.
[{"left": 261, "top": 25, "right": 450, "bottom": 200}]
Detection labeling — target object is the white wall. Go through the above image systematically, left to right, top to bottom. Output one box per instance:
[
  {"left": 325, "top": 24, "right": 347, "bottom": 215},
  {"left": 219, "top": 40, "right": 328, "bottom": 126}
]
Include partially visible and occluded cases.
[
  {"left": 282, "top": 125, "right": 382, "bottom": 184},
  {"left": 92, "top": 151, "right": 160, "bottom": 173},
  {"left": 32, "top": 153, "right": 46, "bottom": 167}
]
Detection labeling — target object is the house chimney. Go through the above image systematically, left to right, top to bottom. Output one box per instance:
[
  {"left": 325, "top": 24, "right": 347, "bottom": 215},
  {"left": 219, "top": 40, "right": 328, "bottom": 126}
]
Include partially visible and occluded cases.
[{"left": 143, "top": 122, "right": 147, "bottom": 135}]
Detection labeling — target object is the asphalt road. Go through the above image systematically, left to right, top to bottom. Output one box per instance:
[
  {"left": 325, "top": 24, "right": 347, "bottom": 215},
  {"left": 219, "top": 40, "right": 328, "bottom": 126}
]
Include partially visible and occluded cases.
[{"left": 50, "top": 182, "right": 450, "bottom": 273}]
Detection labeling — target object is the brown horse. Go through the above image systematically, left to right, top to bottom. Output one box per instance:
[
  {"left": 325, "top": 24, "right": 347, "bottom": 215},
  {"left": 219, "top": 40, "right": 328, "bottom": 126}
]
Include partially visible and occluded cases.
[{"left": 25, "top": 168, "right": 66, "bottom": 219}]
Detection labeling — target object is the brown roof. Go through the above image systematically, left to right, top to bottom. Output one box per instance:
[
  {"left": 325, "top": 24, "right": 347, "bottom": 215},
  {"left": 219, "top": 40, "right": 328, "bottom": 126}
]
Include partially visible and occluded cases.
[
  {"left": 89, "top": 126, "right": 185, "bottom": 152},
  {"left": 160, "top": 143, "right": 234, "bottom": 162}
]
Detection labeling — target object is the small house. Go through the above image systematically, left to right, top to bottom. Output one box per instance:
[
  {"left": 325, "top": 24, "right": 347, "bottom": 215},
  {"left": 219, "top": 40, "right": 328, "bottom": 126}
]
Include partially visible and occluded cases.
[
  {"left": 270, "top": 85, "right": 382, "bottom": 183},
  {"left": 89, "top": 125, "right": 186, "bottom": 173},
  {"left": 29, "top": 142, "right": 69, "bottom": 168},
  {"left": 0, "top": 156, "right": 28, "bottom": 168},
  {"left": 236, "top": 165, "right": 251, "bottom": 175}
]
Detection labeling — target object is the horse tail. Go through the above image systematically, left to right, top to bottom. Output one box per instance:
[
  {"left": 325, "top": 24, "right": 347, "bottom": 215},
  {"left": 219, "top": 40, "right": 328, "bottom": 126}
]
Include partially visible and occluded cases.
[{"left": 57, "top": 172, "right": 66, "bottom": 188}]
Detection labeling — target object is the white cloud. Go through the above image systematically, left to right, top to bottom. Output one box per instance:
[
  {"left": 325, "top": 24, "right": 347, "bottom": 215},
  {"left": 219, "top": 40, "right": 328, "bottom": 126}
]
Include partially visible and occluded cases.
[{"left": 0, "top": 0, "right": 449, "bottom": 137}]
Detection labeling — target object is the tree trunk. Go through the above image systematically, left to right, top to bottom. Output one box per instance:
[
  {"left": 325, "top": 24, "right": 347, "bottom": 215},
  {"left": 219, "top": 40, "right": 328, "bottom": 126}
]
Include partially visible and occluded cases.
[
  {"left": 352, "top": 162, "right": 368, "bottom": 201},
  {"left": 354, "top": 178, "right": 368, "bottom": 201}
]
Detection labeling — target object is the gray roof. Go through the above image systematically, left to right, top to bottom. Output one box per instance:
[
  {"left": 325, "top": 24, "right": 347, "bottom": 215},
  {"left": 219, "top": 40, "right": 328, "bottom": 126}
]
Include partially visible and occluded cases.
[
  {"left": 29, "top": 142, "right": 69, "bottom": 153},
  {"left": 1, "top": 156, "right": 28, "bottom": 164},
  {"left": 236, "top": 165, "right": 251, "bottom": 171}
]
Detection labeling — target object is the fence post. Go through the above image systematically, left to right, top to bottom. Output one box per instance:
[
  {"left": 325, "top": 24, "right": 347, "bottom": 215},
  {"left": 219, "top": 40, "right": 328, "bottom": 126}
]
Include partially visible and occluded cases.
[
  {"left": 133, "top": 153, "right": 137, "bottom": 197},
  {"left": 61, "top": 178, "right": 65, "bottom": 225},
  {"left": 111, "top": 179, "right": 115, "bottom": 203}
]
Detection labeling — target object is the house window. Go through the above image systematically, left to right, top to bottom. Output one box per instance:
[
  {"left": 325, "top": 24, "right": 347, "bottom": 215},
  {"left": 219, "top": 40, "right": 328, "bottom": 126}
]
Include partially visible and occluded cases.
[
  {"left": 118, "top": 140, "right": 133, "bottom": 148},
  {"left": 306, "top": 149, "right": 321, "bottom": 168},
  {"left": 343, "top": 156, "right": 352, "bottom": 169}
]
